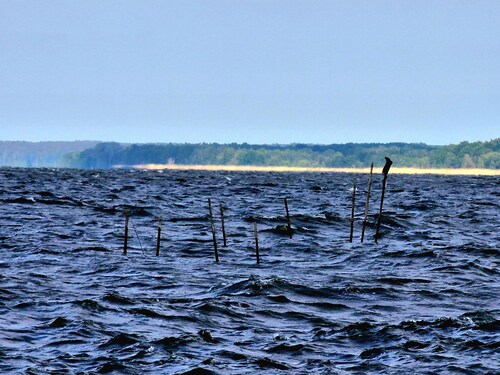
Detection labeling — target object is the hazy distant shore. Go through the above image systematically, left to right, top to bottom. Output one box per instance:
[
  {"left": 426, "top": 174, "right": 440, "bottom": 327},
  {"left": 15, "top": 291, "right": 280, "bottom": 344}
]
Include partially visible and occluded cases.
[
  {"left": 2, "top": 140, "right": 498, "bottom": 170},
  {"left": 122, "top": 163, "right": 500, "bottom": 176}
]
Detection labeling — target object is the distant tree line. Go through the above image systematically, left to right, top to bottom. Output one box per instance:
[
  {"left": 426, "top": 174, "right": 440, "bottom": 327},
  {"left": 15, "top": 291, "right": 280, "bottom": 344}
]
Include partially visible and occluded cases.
[
  {"left": 62, "top": 139, "right": 499, "bottom": 169},
  {"left": 0, "top": 141, "right": 99, "bottom": 168}
]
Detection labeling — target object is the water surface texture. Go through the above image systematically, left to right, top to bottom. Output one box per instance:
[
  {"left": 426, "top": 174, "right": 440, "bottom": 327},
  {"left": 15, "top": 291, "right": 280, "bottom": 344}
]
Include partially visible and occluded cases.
[{"left": 0, "top": 168, "right": 498, "bottom": 374}]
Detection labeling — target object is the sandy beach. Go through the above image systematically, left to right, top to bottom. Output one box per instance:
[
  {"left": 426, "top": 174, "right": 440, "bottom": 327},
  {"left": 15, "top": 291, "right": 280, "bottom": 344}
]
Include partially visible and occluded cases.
[{"left": 121, "top": 163, "right": 500, "bottom": 176}]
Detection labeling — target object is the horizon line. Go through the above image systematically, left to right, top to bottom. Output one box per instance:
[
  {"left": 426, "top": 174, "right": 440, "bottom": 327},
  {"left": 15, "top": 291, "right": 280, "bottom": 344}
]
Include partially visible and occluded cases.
[{"left": 1, "top": 138, "right": 498, "bottom": 147}]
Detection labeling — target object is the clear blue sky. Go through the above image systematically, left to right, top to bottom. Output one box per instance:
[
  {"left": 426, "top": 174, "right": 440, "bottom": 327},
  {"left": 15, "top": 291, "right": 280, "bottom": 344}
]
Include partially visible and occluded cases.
[{"left": 1, "top": 0, "right": 499, "bottom": 145}]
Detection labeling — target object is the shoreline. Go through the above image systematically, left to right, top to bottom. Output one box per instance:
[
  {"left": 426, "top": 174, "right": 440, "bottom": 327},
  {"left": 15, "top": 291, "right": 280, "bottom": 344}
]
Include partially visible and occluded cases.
[{"left": 118, "top": 163, "right": 500, "bottom": 176}]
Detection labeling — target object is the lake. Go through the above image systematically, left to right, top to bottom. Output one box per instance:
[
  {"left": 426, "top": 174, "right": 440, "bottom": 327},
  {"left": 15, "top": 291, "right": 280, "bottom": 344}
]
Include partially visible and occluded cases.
[{"left": 0, "top": 167, "right": 498, "bottom": 374}]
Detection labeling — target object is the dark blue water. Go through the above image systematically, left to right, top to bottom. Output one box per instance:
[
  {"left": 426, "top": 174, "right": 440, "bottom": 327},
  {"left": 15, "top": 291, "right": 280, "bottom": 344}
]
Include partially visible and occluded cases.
[{"left": 0, "top": 168, "right": 498, "bottom": 374}]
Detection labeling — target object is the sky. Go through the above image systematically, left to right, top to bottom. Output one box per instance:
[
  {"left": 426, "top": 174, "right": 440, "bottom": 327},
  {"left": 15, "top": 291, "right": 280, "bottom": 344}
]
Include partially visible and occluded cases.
[{"left": 0, "top": 0, "right": 499, "bottom": 145}]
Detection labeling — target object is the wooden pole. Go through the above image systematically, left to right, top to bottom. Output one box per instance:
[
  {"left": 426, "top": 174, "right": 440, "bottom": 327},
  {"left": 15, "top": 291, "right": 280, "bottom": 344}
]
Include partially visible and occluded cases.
[
  {"left": 375, "top": 157, "right": 393, "bottom": 243},
  {"left": 361, "top": 163, "right": 374, "bottom": 242},
  {"left": 349, "top": 178, "right": 357, "bottom": 243},
  {"left": 208, "top": 198, "right": 219, "bottom": 262},
  {"left": 284, "top": 198, "right": 292, "bottom": 239},
  {"left": 220, "top": 203, "right": 227, "bottom": 247},
  {"left": 123, "top": 211, "right": 129, "bottom": 255},
  {"left": 156, "top": 217, "right": 162, "bottom": 256},
  {"left": 254, "top": 222, "right": 260, "bottom": 264}
]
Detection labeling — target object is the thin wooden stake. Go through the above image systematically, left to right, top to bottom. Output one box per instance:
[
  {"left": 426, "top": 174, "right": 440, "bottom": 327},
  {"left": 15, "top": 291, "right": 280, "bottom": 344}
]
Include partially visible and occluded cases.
[
  {"left": 375, "top": 157, "right": 393, "bottom": 243},
  {"left": 361, "top": 163, "right": 374, "bottom": 242},
  {"left": 349, "top": 178, "right": 357, "bottom": 243},
  {"left": 208, "top": 198, "right": 219, "bottom": 262},
  {"left": 284, "top": 198, "right": 292, "bottom": 239},
  {"left": 220, "top": 203, "right": 227, "bottom": 247},
  {"left": 123, "top": 211, "right": 129, "bottom": 255},
  {"left": 156, "top": 217, "right": 162, "bottom": 256},
  {"left": 254, "top": 222, "right": 260, "bottom": 264}
]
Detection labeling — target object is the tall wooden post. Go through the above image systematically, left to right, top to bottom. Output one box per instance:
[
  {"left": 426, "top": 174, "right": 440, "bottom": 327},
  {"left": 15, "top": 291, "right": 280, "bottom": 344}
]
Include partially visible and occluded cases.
[
  {"left": 375, "top": 157, "right": 393, "bottom": 243},
  {"left": 361, "top": 163, "right": 374, "bottom": 242},
  {"left": 349, "top": 178, "right": 357, "bottom": 243},
  {"left": 208, "top": 198, "right": 219, "bottom": 262},
  {"left": 284, "top": 198, "right": 292, "bottom": 239},
  {"left": 220, "top": 203, "right": 227, "bottom": 247},
  {"left": 156, "top": 217, "right": 162, "bottom": 256},
  {"left": 254, "top": 222, "right": 260, "bottom": 264}
]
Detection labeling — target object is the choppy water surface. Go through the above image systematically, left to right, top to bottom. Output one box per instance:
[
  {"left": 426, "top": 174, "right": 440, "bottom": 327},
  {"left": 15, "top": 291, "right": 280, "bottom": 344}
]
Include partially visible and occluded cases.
[{"left": 0, "top": 167, "right": 498, "bottom": 374}]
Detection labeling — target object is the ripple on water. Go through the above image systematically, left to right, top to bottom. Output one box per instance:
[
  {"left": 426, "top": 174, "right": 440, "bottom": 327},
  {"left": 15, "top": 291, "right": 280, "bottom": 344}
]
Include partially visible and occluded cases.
[{"left": 0, "top": 168, "right": 498, "bottom": 373}]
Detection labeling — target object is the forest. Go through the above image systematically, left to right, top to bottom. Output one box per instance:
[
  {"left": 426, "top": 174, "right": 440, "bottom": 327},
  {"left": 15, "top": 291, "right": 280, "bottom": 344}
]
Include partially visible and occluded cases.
[{"left": 62, "top": 139, "right": 499, "bottom": 169}]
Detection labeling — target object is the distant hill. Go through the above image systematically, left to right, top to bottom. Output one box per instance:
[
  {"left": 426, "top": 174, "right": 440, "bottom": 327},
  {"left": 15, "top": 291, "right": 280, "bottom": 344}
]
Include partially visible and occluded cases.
[
  {"left": 63, "top": 139, "right": 499, "bottom": 169},
  {"left": 0, "top": 141, "right": 100, "bottom": 168}
]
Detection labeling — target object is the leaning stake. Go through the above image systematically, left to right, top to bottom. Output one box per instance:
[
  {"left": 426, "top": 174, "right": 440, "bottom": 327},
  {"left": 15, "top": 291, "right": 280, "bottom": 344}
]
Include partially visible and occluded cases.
[
  {"left": 375, "top": 157, "right": 393, "bottom": 243},
  {"left": 361, "top": 163, "right": 374, "bottom": 242},
  {"left": 349, "top": 178, "right": 357, "bottom": 242},
  {"left": 208, "top": 198, "right": 219, "bottom": 262},
  {"left": 284, "top": 198, "right": 292, "bottom": 239},
  {"left": 220, "top": 203, "right": 227, "bottom": 247},
  {"left": 123, "top": 211, "right": 129, "bottom": 255},
  {"left": 156, "top": 217, "right": 162, "bottom": 256},
  {"left": 254, "top": 222, "right": 260, "bottom": 264}
]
